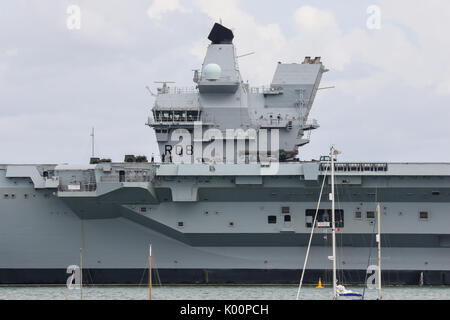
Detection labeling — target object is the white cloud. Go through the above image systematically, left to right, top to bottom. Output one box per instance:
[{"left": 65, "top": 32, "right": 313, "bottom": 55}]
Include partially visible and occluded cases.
[
  {"left": 147, "top": 0, "right": 191, "bottom": 21},
  {"left": 189, "top": 1, "right": 450, "bottom": 95},
  {"left": 5, "top": 48, "right": 19, "bottom": 57}
]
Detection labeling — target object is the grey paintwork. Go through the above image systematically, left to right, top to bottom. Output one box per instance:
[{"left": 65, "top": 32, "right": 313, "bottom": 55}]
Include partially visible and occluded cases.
[{"left": 0, "top": 24, "right": 449, "bottom": 282}]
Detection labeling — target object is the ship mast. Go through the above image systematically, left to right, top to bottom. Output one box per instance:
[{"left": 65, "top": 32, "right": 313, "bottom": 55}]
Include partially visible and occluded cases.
[
  {"left": 90, "top": 127, "right": 95, "bottom": 157},
  {"left": 330, "top": 146, "right": 338, "bottom": 300},
  {"left": 376, "top": 203, "right": 383, "bottom": 300},
  {"left": 149, "top": 244, "right": 152, "bottom": 300},
  {"left": 80, "top": 247, "right": 83, "bottom": 300}
]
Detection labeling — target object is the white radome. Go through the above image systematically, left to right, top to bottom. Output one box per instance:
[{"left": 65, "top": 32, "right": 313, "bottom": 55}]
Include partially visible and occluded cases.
[{"left": 203, "top": 63, "right": 221, "bottom": 80}]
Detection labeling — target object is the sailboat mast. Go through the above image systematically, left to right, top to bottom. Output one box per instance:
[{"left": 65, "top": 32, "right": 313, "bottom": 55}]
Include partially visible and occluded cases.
[
  {"left": 90, "top": 127, "right": 95, "bottom": 157},
  {"left": 331, "top": 146, "right": 337, "bottom": 300},
  {"left": 376, "top": 202, "right": 382, "bottom": 300},
  {"left": 149, "top": 244, "right": 152, "bottom": 300},
  {"left": 80, "top": 247, "right": 83, "bottom": 300}
]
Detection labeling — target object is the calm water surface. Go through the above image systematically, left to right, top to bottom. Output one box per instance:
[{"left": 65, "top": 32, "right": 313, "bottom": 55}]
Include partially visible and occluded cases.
[{"left": 0, "top": 285, "right": 449, "bottom": 300}]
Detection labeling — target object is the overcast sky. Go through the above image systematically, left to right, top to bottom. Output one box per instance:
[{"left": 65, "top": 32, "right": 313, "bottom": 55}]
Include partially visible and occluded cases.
[{"left": 1, "top": 0, "right": 450, "bottom": 164}]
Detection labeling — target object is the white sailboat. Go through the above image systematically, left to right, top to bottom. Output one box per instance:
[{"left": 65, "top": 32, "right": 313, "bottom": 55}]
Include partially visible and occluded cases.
[
  {"left": 297, "top": 146, "right": 367, "bottom": 300},
  {"left": 329, "top": 146, "right": 362, "bottom": 299}
]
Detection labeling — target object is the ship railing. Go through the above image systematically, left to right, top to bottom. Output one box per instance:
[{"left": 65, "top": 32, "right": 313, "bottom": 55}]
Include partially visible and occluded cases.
[
  {"left": 250, "top": 86, "right": 283, "bottom": 95},
  {"left": 158, "top": 87, "right": 198, "bottom": 94},
  {"left": 147, "top": 116, "right": 216, "bottom": 126},
  {"left": 148, "top": 116, "right": 201, "bottom": 124},
  {"left": 257, "top": 118, "right": 292, "bottom": 128},
  {"left": 305, "top": 119, "right": 319, "bottom": 127},
  {"left": 319, "top": 162, "right": 388, "bottom": 172},
  {"left": 100, "top": 175, "right": 151, "bottom": 183},
  {"left": 58, "top": 182, "right": 97, "bottom": 192}
]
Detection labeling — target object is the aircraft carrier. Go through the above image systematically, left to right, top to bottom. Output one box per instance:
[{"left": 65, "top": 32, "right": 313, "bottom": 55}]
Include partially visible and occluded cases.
[{"left": 1, "top": 23, "right": 450, "bottom": 286}]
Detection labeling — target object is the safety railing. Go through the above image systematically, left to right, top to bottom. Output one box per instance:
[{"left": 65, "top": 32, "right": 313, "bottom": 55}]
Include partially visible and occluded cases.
[{"left": 58, "top": 182, "right": 97, "bottom": 192}]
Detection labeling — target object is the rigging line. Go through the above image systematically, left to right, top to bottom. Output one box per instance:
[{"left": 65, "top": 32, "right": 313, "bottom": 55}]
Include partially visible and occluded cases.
[
  {"left": 296, "top": 161, "right": 330, "bottom": 300},
  {"left": 335, "top": 183, "right": 345, "bottom": 284},
  {"left": 335, "top": 183, "right": 347, "bottom": 284},
  {"left": 362, "top": 216, "right": 377, "bottom": 299},
  {"left": 79, "top": 218, "right": 95, "bottom": 288},
  {"left": 80, "top": 219, "right": 85, "bottom": 299},
  {"left": 138, "top": 246, "right": 150, "bottom": 287},
  {"left": 153, "top": 260, "right": 163, "bottom": 286},
  {"left": 137, "top": 264, "right": 147, "bottom": 287}
]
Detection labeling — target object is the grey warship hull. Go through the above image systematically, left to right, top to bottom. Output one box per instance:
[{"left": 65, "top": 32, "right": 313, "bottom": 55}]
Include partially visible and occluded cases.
[
  {"left": 2, "top": 22, "right": 450, "bottom": 286},
  {"left": 1, "top": 161, "right": 450, "bottom": 285}
]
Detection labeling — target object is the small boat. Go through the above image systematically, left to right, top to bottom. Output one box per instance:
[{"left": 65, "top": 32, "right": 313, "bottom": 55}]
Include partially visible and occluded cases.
[
  {"left": 297, "top": 146, "right": 364, "bottom": 300},
  {"left": 336, "top": 284, "right": 363, "bottom": 299}
]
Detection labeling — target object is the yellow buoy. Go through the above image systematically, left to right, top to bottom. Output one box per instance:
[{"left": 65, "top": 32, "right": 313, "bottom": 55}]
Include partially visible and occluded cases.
[{"left": 316, "top": 278, "right": 324, "bottom": 289}]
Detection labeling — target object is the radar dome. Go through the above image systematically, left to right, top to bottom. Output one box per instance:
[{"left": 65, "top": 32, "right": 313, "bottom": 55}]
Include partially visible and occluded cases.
[{"left": 203, "top": 63, "right": 221, "bottom": 80}]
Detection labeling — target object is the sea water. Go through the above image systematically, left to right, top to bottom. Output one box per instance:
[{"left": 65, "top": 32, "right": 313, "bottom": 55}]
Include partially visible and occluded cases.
[{"left": 0, "top": 285, "right": 449, "bottom": 300}]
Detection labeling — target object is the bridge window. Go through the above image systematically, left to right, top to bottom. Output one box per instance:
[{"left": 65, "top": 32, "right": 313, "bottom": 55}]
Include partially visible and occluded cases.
[
  {"left": 187, "top": 111, "right": 199, "bottom": 121},
  {"left": 305, "top": 209, "right": 344, "bottom": 228},
  {"left": 355, "top": 211, "right": 362, "bottom": 219},
  {"left": 366, "top": 211, "right": 375, "bottom": 219},
  {"left": 284, "top": 215, "right": 291, "bottom": 222},
  {"left": 177, "top": 221, "right": 184, "bottom": 227}
]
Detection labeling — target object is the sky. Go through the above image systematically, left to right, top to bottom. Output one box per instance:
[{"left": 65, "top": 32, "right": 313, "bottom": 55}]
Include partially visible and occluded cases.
[{"left": 1, "top": 0, "right": 450, "bottom": 164}]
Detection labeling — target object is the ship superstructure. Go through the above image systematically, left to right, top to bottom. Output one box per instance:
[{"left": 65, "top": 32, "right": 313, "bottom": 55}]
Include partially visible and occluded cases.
[
  {"left": 0, "top": 23, "right": 450, "bottom": 286},
  {"left": 147, "top": 23, "right": 324, "bottom": 163}
]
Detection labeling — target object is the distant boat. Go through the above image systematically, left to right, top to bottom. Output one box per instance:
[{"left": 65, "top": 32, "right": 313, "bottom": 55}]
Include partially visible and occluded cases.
[
  {"left": 296, "top": 146, "right": 363, "bottom": 300},
  {"left": 329, "top": 147, "right": 362, "bottom": 300},
  {"left": 336, "top": 285, "right": 362, "bottom": 298}
]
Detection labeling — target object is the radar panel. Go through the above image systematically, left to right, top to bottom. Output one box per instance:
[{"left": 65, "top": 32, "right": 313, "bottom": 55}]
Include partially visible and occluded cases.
[{"left": 208, "top": 23, "right": 234, "bottom": 44}]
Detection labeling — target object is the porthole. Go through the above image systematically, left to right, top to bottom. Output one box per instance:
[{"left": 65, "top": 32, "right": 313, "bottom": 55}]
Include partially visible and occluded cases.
[{"left": 419, "top": 211, "right": 429, "bottom": 220}]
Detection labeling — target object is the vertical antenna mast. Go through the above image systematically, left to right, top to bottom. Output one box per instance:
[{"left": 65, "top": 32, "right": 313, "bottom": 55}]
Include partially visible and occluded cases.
[
  {"left": 90, "top": 127, "right": 95, "bottom": 157},
  {"left": 330, "top": 146, "right": 337, "bottom": 300},
  {"left": 377, "top": 202, "right": 383, "bottom": 300},
  {"left": 149, "top": 244, "right": 152, "bottom": 300},
  {"left": 80, "top": 247, "right": 83, "bottom": 300}
]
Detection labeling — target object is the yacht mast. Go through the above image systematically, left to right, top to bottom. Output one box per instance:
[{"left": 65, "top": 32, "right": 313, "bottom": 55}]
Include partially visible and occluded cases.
[
  {"left": 90, "top": 127, "right": 95, "bottom": 157},
  {"left": 330, "top": 146, "right": 337, "bottom": 300},
  {"left": 376, "top": 203, "right": 383, "bottom": 300},
  {"left": 149, "top": 244, "right": 152, "bottom": 300},
  {"left": 80, "top": 247, "right": 83, "bottom": 300}
]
